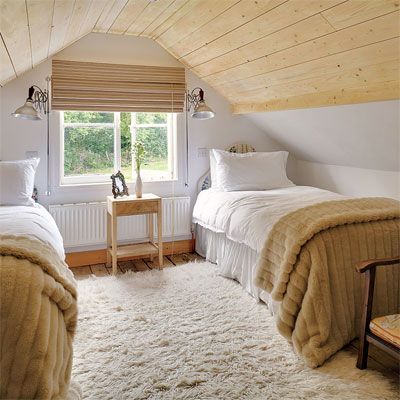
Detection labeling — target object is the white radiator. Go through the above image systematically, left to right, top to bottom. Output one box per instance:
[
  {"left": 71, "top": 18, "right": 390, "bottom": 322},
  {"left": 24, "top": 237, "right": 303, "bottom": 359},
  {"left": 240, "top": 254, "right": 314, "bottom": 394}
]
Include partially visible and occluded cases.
[{"left": 49, "top": 197, "right": 191, "bottom": 251}]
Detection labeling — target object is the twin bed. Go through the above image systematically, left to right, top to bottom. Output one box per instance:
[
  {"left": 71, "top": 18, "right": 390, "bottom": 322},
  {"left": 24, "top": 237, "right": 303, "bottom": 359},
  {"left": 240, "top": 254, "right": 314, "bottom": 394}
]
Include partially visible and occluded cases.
[
  {"left": 193, "top": 144, "right": 399, "bottom": 367},
  {"left": 0, "top": 159, "right": 79, "bottom": 399}
]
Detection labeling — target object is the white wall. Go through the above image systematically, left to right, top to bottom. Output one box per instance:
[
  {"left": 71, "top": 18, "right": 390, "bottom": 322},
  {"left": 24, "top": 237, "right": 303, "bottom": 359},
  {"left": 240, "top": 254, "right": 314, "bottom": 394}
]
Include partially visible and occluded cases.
[
  {"left": 0, "top": 33, "right": 283, "bottom": 207},
  {"left": 248, "top": 101, "right": 400, "bottom": 199},
  {"left": 295, "top": 160, "right": 400, "bottom": 199}
]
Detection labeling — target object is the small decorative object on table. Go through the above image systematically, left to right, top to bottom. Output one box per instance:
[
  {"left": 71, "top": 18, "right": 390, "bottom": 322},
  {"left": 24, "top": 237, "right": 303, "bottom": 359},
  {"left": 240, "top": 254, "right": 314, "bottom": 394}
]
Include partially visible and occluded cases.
[
  {"left": 132, "top": 140, "right": 146, "bottom": 198},
  {"left": 110, "top": 171, "right": 129, "bottom": 199},
  {"left": 32, "top": 186, "right": 39, "bottom": 202}
]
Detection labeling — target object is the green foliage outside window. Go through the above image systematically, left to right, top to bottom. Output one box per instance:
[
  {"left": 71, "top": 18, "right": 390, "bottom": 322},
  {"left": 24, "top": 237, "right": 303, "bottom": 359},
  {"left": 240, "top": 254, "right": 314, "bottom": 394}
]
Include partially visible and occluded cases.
[{"left": 63, "top": 111, "right": 171, "bottom": 180}]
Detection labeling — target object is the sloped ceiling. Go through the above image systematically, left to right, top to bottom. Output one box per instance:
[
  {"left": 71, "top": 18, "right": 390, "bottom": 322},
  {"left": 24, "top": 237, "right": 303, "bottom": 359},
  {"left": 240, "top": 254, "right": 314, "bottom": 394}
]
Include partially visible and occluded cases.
[
  {"left": 1, "top": 0, "right": 399, "bottom": 113},
  {"left": 248, "top": 99, "right": 400, "bottom": 171}
]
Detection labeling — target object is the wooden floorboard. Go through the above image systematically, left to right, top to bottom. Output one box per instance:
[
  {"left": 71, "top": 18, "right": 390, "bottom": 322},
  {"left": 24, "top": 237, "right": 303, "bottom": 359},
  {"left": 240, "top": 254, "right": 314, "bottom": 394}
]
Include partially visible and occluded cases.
[
  {"left": 72, "top": 252, "right": 397, "bottom": 373},
  {"left": 73, "top": 252, "right": 204, "bottom": 279}
]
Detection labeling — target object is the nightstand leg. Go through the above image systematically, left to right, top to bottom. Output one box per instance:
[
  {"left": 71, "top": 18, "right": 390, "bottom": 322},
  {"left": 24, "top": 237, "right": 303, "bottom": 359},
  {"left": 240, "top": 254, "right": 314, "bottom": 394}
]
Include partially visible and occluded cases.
[
  {"left": 157, "top": 204, "right": 163, "bottom": 269},
  {"left": 106, "top": 212, "right": 111, "bottom": 268},
  {"left": 148, "top": 213, "right": 154, "bottom": 262},
  {"left": 112, "top": 214, "right": 118, "bottom": 275}
]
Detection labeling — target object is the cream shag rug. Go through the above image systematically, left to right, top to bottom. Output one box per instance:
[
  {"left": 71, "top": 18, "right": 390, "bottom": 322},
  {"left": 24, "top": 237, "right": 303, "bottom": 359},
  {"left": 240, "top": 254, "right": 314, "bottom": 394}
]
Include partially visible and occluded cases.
[{"left": 73, "top": 262, "right": 398, "bottom": 400}]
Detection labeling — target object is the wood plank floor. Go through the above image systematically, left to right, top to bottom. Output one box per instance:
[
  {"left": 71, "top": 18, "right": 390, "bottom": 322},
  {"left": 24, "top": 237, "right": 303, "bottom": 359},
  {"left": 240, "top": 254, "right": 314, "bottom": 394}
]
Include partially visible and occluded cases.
[
  {"left": 72, "top": 252, "right": 399, "bottom": 375},
  {"left": 72, "top": 252, "right": 204, "bottom": 279}
]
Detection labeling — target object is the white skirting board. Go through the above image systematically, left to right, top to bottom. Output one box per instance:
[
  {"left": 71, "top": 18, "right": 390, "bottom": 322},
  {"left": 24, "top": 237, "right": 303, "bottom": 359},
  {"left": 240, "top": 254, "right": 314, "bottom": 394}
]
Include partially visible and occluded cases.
[{"left": 49, "top": 197, "right": 192, "bottom": 252}]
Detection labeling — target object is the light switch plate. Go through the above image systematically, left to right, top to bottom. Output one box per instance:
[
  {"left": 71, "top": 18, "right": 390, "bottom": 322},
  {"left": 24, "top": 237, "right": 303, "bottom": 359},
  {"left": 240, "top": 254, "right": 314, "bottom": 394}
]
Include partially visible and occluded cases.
[
  {"left": 197, "top": 148, "right": 209, "bottom": 158},
  {"left": 26, "top": 151, "right": 39, "bottom": 159}
]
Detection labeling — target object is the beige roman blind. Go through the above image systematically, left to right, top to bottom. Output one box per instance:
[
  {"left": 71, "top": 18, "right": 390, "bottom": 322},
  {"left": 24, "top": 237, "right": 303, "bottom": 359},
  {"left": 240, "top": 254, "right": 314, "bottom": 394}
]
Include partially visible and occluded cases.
[{"left": 51, "top": 60, "right": 186, "bottom": 112}]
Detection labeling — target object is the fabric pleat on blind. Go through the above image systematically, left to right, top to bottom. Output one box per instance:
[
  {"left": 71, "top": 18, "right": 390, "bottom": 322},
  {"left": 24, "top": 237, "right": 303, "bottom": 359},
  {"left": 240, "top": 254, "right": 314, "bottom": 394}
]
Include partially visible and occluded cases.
[{"left": 51, "top": 60, "right": 186, "bottom": 112}]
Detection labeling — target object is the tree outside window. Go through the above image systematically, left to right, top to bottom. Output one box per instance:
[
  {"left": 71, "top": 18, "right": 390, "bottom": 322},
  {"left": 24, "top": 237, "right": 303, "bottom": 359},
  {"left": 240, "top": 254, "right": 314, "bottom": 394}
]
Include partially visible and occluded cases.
[{"left": 61, "top": 111, "right": 176, "bottom": 185}]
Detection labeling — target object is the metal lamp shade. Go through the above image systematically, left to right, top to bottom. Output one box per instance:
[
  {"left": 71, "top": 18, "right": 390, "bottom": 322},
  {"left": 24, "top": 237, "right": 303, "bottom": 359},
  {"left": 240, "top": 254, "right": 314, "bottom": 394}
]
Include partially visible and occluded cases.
[
  {"left": 11, "top": 100, "right": 42, "bottom": 120},
  {"left": 191, "top": 100, "right": 215, "bottom": 120}
]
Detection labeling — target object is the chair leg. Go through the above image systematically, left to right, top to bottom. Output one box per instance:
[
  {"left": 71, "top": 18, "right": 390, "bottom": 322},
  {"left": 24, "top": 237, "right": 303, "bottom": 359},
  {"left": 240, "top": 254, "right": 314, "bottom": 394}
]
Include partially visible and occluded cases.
[
  {"left": 356, "top": 268, "right": 375, "bottom": 370},
  {"left": 357, "top": 336, "right": 369, "bottom": 369}
]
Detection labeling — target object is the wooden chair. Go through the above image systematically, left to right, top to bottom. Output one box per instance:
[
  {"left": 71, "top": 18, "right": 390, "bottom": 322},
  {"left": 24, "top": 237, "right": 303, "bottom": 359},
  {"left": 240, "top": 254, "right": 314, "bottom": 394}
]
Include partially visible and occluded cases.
[{"left": 356, "top": 257, "right": 400, "bottom": 369}]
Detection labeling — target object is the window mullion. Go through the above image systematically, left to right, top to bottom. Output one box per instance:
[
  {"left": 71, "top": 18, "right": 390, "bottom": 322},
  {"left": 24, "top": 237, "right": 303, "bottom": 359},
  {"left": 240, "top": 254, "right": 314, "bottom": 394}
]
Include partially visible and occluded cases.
[
  {"left": 114, "top": 112, "right": 121, "bottom": 171},
  {"left": 130, "top": 112, "right": 137, "bottom": 179}
]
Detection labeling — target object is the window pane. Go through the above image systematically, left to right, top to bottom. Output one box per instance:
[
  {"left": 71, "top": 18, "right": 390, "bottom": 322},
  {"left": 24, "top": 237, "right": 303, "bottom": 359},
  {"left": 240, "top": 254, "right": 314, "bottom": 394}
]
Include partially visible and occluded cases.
[
  {"left": 64, "top": 111, "right": 114, "bottom": 124},
  {"left": 120, "top": 112, "right": 132, "bottom": 181},
  {"left": 136, "top": 112, "right": 167, "bottom": 124},
  {"left": 64, "top": 126, "right": 114, "bottom": 176},
  {"left": 137, "top": 126, "right": 169, "bottom": 179}
]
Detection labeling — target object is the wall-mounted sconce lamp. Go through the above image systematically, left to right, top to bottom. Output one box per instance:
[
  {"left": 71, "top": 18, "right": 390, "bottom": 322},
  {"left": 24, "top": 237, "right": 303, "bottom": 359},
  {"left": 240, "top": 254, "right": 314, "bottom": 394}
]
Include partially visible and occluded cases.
[
  {"left": 11, "top": 77, "right": 51, "bottom": 196},
  {"left": 11, "top": 85, "right": 48, "bottom": 120},
  {"left": 184, "top": 87, "right": 215, "bottom": 187},
  {"left": 187, "top": 87, "right": 215, "bottom": 120}
]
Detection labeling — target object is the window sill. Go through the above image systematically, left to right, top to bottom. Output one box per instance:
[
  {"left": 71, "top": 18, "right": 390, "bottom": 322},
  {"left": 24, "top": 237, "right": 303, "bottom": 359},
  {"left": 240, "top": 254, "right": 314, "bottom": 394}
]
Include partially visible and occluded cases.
[{"left": 59, "top": 178, "right": 178, "bottom": 188}]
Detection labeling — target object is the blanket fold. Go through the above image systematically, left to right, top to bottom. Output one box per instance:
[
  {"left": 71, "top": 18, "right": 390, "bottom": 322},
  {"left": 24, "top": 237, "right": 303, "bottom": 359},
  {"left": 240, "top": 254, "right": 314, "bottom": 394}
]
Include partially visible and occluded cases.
[
  {"left": 255, "top": 197, "right": 400, "bottom": 367},
  {"left": 0, "top": 234, "right": 80, "bottom": 399}
]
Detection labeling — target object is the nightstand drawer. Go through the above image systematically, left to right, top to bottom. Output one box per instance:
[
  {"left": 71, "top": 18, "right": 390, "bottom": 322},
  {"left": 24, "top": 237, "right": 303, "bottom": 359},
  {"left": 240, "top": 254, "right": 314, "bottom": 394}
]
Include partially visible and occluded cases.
[{"left": 114, "top": 199, "right": 159, "bottom": 216}]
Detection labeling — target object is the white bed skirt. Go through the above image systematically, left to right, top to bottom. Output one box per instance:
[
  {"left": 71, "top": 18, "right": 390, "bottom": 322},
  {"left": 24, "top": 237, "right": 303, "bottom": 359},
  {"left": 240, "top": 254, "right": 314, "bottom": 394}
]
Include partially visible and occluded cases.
[{"left": 195, "top": 224, "right": 279, "bottom": 315}]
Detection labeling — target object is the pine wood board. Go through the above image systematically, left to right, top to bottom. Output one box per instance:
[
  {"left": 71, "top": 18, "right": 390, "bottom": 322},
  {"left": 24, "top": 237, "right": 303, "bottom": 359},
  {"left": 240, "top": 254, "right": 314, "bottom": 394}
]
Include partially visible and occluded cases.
[
  {"left": 0, "top": 0, "right": 32, "bottom": 75},
  {"left": 26, "top": 0, "right": 53, "bottom": 67},
  {"left": 48, "top": 0, "right": 75, "bottom": 57},
  {"left": 63, "top": 0, "right": 92, "bottom": 47},
  {"left": 80, "top": 0, "right": 111, "bottom": 34},
  {"left": 94, "top": 0, "right": 129, "bottom": 33},
  {"left": 107, "top": 0, "right": 149, "bottom": 34},
  {"left": 125, "top": 0, "right": 176, "bottom": 36},
  {"left": 140, "top": 0, "right": 189, "bottom": 38},
  {"left": 147, "top": 0, "right": 196, "bottom": 39},
  {"left": 157, "top": 0, "right": 239, "bottom": 55},
  {"left": 168, "top": 0, "right": 286, "bottom": 59},
  {"left": 180, "top": 0, "right": 345, "bottom": 67},
  {"left": 321, "top": 0, "right": 400, "bottom": 30},
  {"left": 205, "top": 12, "right": 400, "bottom": 86},
  {"left": 192, "top": 13, "right": 335, "bottom": 78},
  {"left": 218, "top": 38, "right": 400, "bottom": 97},
  {"left": 228, "top": 59, "right": 399, "bottom": 103},
  {"left": 232, "top": 80, "right": 399, "bottom": 113},
  {"left": 145, "top": 256, "right": 175, "bottom": 269},
  {"left": 90, "top": 263, "right": 110, "bottom": 276}
]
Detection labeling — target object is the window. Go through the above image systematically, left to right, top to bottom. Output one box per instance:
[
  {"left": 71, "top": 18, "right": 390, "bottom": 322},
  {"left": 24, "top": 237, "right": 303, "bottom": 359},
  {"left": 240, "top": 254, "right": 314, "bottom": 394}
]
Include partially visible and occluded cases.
[{"left": 61, "top": 111, "right": 177, "bottom": 184}]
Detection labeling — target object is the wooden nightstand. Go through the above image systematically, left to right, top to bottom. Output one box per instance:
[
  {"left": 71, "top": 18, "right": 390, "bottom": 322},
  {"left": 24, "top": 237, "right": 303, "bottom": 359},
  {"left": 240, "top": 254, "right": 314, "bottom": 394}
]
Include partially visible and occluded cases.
[{"left": 106, "top": 194, "right": 163, "bottom": 275}]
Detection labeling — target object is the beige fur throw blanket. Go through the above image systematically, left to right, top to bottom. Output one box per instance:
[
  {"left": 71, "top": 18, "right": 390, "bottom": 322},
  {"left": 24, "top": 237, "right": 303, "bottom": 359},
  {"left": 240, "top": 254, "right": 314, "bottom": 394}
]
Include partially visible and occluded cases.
[
  {"left": 255, "top": 198, "right": 400, "bottom": 368},
  {"left": 0, "top": 235, "right": 80, "bottom": 399}
]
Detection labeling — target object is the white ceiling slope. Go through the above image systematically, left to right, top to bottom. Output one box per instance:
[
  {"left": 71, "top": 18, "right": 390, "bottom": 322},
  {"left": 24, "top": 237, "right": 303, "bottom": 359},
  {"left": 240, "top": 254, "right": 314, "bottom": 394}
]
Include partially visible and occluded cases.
[{"left": 247, "top": 100, "right": 400, "bottom": 171}]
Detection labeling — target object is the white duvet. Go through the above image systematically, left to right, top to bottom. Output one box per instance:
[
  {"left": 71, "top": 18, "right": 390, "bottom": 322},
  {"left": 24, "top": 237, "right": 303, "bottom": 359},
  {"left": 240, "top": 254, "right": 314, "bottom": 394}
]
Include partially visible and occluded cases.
[
  {"left": 193, "top": 186, "right": 345, "bottom": 252},
  {"left": 0, "top": 203, "right": 65, "bottom": 259}
]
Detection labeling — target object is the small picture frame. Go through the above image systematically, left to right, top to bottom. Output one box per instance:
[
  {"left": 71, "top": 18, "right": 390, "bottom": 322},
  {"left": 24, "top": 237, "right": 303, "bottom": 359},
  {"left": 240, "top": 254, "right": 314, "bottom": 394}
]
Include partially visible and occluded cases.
[{"left": 110, "top": 171, "right": 129, "bottom": 199}]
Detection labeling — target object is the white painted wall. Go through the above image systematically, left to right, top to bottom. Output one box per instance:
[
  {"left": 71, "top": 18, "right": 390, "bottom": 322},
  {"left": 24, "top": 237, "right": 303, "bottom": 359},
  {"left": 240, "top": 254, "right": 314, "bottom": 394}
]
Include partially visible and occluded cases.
[
  {"left": 0, "top": 33, "right": 283, "bottom": 207},
  {"left": 248, "top": 101, "right": 400, "bottom": 199},
  {"left": 296, "top": 160, "right": 400, "bottom": 199}
]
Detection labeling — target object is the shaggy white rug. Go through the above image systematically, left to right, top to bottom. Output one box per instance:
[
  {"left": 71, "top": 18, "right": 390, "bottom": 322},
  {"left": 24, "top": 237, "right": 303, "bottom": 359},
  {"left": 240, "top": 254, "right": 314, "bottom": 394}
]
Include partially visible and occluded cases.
[{"left": 73, "top": 262, "right": 398, "bottom": 400}]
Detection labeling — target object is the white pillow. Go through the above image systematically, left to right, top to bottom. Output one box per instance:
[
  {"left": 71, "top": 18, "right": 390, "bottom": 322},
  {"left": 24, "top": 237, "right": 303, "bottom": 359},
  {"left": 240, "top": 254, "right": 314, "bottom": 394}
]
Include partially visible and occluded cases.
[
  {"left": 212, "top": 149, "right": 293, "bottom": 191},
  {"left": 209, "top": 150, "right": 220, "bottom": 189},
  {"left": 0, "top": 158, "right": 40, "bottom": 206}
]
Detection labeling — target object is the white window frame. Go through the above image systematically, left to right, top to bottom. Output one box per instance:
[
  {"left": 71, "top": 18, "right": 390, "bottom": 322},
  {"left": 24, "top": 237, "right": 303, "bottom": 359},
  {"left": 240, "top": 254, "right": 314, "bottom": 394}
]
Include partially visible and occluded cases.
[{"left": 60, "top": 111, "right": 177, "bottom": 185}]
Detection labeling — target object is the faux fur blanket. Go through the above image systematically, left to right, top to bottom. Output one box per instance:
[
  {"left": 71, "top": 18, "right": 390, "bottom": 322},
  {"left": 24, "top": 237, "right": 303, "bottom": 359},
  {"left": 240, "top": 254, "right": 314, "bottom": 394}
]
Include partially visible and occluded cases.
[
  {"left": 255, "top": 197, "right": 400, "bottom": 368},
  {"left": 0, "top": 235, "right": 80, "bottom": 399}
]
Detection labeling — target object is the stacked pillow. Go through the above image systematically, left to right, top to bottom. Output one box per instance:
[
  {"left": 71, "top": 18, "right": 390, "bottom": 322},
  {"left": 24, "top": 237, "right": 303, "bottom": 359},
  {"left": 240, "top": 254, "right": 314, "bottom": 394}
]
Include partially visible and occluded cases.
[
  {"left": 210, "top": 149, "right": 293, "bottom": 191},
  {"left": 0, "top": 158, "right": 40, "bottom": 206}
]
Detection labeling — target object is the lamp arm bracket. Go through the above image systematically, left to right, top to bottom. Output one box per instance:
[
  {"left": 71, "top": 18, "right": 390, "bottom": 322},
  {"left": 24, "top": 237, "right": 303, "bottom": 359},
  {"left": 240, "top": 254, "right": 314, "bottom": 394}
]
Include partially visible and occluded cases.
[
  {"left": 29, "top": 85, "right": 49, "bottom": 114},
  {"left": 187, "top": 87, "right": 205, "bottom": 112}
]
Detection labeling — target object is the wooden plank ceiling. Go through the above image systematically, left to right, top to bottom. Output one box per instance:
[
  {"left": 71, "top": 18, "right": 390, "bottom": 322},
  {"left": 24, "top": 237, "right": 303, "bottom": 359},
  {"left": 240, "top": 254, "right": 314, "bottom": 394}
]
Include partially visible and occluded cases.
[{"left": 0, "top": 0, "right": 399, "bottom": 113}]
